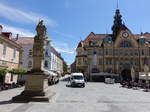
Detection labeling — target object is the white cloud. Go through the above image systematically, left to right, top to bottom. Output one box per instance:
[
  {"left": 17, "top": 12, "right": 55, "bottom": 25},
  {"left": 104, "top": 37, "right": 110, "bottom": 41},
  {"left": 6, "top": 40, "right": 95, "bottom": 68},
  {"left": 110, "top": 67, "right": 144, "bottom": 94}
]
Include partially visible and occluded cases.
[
  {"left": 0, "top": 3, "right": 57, "bottom": 27},
  {"left": 1, "top": 23, "right": 34, "bottom": 37},
  {"left": 52, "top": 30, "right": 75, "bottom": 39},
  {"left": 52, "top": 42, "right": 75, "bottom": 54}
]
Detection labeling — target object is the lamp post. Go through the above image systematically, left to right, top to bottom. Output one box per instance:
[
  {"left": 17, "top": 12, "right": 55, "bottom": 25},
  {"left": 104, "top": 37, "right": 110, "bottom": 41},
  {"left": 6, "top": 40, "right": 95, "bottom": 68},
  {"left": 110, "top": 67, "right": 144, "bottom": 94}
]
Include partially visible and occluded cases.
[{"left": 144, "top": 64, "right": 149, "bottom": 92}]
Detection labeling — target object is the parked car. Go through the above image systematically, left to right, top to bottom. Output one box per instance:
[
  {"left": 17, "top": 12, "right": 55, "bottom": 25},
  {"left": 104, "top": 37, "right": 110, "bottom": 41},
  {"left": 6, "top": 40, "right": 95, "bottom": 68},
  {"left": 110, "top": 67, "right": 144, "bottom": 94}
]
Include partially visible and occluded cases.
[
  {"left": 48, "top": 71, "right": 59, "bottom": 85},
  {"left": 70, "top": 73, "right": 85, "bottom": 87},
  {"left": 105, "top": 78, "right": 115, "bottom": 84}
]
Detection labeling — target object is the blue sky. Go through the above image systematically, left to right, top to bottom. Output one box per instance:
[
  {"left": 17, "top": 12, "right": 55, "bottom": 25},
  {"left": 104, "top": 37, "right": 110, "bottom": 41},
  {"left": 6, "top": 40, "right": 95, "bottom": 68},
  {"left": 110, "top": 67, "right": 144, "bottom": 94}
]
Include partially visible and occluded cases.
[{"left": 0, "top": 0, "right": 150, "bottom": 65}]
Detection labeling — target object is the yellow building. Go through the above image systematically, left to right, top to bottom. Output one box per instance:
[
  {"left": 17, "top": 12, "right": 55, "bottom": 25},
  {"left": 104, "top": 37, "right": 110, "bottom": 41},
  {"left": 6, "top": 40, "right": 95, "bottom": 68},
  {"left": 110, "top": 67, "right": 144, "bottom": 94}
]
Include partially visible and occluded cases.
[
  {"left": 75, "top": 9, "right": 150, "bottom": 82},
  {"left": 0, "top": 25, "right": 22, "bottom": 84}
]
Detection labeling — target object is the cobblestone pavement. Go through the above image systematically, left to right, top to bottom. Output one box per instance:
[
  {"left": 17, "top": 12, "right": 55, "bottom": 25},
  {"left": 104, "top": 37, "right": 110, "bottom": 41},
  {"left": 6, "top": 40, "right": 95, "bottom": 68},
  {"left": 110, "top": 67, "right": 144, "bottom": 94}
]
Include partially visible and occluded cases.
[{"left": 1, "top": 76, "right": 150, "bottom": 112}]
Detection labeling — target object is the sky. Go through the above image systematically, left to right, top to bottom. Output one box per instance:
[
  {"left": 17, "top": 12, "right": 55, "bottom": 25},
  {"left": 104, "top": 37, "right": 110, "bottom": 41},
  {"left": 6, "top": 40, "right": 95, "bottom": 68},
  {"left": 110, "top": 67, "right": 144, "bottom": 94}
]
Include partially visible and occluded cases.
[{"left": 0, "top": 0, "right": 150, "bottom": 65}]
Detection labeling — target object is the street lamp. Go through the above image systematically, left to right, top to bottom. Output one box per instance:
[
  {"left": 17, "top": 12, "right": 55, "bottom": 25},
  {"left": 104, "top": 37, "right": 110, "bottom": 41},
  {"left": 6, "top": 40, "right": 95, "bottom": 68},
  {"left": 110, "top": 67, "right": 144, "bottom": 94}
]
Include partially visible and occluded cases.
[{"left": 144, "top": 64, "right": 149, "bottom": 92}]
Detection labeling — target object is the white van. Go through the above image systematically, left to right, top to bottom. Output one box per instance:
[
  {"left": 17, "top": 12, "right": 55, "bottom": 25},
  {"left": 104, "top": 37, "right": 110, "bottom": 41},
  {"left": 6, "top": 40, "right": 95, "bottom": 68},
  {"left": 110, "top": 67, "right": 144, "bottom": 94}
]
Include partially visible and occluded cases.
[{"left": 70, "top": 73, "right": 85, "bottom": 87}]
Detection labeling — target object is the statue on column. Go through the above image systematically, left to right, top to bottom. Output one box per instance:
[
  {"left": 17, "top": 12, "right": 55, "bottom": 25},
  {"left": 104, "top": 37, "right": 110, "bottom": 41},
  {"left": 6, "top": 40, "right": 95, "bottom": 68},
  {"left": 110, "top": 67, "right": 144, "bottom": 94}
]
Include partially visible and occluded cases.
[
  {"left": 12, "top": 20, "right": 53, "bottom": 102},
  {"left": 32, "top": 20, "right": 48, "bottom": 71},
  {"left": 36, "top": 20, "right": 47, "bottom": 39}
]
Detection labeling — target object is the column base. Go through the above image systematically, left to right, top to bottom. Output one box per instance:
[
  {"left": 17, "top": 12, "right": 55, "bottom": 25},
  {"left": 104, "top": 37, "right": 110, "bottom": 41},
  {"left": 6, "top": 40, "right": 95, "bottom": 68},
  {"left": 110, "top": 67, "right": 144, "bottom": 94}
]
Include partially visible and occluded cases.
[
  {"left": 12, "top": 73, "right": 55, "bottom": 102},
  {"left": 12, "top": 90, "right": 55, "bottom": 102}
]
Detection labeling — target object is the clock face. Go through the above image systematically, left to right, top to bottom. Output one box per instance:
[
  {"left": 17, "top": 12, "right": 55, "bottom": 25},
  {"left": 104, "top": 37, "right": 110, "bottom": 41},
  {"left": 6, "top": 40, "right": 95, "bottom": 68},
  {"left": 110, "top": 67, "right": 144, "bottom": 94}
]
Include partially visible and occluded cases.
[{"left": 122, "top": 32, "right": 129, "bottom": 38}]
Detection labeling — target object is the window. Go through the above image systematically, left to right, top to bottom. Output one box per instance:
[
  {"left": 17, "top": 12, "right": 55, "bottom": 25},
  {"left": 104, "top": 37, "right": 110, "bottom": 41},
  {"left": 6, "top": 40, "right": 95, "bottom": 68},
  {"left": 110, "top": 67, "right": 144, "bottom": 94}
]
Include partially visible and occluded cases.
[
  {"left": 90, "top": 41, "right": 98, "bottom": 46},
  {"left": 120, "top": 41, "right": 132, "bottom": 48},
  {"left": 3, "top": 44, "right": 7, "bottom": 55},
  {"left": 13, "top": 48, "right": 16, "bottom": 58},
  {"left": 28, "top": 49, "right": 32, "bottom": 56},
  {"left": 45, "top": 49, "right": 49, "bottom": 56},
  {"left": 105, "top": 49, "right": 108, "bottom": 55},
  {"left": 115, "top": 49, "right": 118, "bottom": 55},
  {"left": 130, "top": 50, "right": 133, "bottom": 56},
  {"left": 134, "top": 50, "right": 138, "bottom": 56},
  {"left": 78, "top": 58, "right": 82, "bottom": 65},
  {"left": 83, "top": 58, "right": 87, "bottom": 64},
  {"left": 99, "top": 59, "right": 102, "bottom": 65},
  {"left": 44, "top": 60, "right": 48, "bottom": 68},
  {"left": 28, "top": 61, "right": 32, "bottom": 68},
  {"left": 11, "top": 74, "right": 13, "bottom": 81}
]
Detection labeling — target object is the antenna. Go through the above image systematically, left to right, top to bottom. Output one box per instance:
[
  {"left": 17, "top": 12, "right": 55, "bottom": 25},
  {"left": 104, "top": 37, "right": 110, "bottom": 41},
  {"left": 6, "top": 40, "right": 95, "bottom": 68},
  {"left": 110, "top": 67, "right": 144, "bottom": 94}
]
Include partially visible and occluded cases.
[
  {"left": 117, "top": 0, "right": 119, "bottom": 9},
  {"left": 106, "top": 28, "right": 108, "bottom": 35}
]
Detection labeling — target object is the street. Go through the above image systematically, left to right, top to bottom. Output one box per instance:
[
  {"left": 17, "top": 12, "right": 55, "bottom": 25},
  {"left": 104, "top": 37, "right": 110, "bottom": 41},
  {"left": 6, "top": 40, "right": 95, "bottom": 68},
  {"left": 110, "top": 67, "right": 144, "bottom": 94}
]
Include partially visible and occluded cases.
[{"left": 1, "top": 76, "right": 150, "bottom": 112}]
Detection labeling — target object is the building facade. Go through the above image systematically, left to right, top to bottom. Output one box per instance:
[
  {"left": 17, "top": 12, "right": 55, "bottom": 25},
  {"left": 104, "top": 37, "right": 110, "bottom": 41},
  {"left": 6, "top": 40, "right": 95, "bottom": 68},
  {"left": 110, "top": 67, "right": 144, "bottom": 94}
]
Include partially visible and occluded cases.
[
  {"left": 75, "top": 9, "right": 150, "bottom": 82},
  {"left": 0, "top": 25, "right": 21, "bottom": 84},
  {"left": 15, "top": 37, "right": 64, "bottom": 75},
  {"left": 49, "top": 46, "right": 64, "bottom": 74}
]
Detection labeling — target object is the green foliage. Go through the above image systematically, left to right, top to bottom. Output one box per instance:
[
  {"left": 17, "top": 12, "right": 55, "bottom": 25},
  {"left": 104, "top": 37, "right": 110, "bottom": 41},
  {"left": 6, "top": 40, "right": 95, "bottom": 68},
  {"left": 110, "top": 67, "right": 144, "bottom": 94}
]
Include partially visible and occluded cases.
[
  {"left": 63, "top": 61, "right": 68, "bottom": 72},
  {"left": 9, "top": 67, "right": 27, "bottom": 75},
  {"left": 0, "top": 68, "right": 8, "bottom": 76}
]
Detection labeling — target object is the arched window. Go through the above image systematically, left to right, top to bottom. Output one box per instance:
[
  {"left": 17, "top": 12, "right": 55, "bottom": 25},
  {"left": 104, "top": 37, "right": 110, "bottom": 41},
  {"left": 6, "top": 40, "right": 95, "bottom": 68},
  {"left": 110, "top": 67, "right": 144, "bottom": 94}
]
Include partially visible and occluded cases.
[{"left": 120, "top": 41, "right": 132, "bottom": 48}]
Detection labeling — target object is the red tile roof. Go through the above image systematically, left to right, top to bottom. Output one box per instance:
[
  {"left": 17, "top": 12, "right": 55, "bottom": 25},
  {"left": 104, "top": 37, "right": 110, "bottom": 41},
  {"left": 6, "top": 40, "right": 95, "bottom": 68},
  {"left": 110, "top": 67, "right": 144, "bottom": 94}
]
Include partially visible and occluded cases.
[
  {"left": 78, "top": 32, "right": 150, "bottom": 48},
  {"left": 84, "top": 32, "right": 107, "bottom": 42},
  {"left": 0, "top": 34, "right": 21, "bottom": 48},
  {"left": 14, "top": 37, "right": 34, "bottom": 45}
]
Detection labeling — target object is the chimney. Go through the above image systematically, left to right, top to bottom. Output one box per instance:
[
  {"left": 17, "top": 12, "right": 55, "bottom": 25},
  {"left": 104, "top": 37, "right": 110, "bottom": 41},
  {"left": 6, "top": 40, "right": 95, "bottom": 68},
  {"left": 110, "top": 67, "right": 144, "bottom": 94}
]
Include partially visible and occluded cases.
[
  {"left": 0, "top": 25, "right": 3, "bottom": 34},
  {"left": 16, "top": 34, "right": 19, "bottom": 40}
]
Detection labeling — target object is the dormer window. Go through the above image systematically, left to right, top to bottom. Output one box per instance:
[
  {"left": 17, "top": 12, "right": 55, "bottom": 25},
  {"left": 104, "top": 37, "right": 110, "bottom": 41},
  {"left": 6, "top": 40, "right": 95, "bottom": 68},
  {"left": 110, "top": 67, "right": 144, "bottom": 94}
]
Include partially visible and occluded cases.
[
  {"left": 103, "top": 36, "right": 112, "bottom": 44},
  {"left": 90, "top": 41, "right": 97, "bottom": 46}
]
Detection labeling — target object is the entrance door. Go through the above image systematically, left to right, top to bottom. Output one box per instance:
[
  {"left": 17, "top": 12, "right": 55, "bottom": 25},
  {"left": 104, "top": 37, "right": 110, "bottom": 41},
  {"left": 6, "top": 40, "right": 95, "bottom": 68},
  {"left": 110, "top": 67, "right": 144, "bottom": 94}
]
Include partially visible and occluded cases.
[{"left": 121, "top": 69, "right": 132, "bottom": 81}]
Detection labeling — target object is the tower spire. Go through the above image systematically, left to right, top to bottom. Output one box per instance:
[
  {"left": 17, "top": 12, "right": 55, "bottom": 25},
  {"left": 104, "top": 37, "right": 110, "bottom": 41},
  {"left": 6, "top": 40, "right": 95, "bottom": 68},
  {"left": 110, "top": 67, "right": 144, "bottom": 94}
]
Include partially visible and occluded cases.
[{"left": 111, "top": 7, "right": 123, "bottom": 40}]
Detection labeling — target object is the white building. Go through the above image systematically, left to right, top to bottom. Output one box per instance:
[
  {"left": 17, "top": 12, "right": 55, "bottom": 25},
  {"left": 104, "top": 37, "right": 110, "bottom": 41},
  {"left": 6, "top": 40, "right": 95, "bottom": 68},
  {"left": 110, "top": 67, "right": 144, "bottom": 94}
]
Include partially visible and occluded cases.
[
  {"left": 15, "top": 37, "right": 64, "bottom": 75},
  {"left": 49, "top": 46, "right": 64, "bottom": 74}
]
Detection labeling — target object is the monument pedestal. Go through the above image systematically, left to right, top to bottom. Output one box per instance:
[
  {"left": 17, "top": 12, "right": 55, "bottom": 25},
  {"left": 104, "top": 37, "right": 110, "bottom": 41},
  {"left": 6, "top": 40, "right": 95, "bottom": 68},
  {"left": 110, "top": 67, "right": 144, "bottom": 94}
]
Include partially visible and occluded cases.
[{"left": 12, "top": 72, "right": 55, "bottom": 102}]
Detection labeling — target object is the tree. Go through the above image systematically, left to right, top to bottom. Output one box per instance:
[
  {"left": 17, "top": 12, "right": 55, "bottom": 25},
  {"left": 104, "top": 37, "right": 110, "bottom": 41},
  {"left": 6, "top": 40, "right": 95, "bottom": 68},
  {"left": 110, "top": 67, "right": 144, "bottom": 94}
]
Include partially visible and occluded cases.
[
  {"left": 63, "top": 61, "right": 68, "bottom": 72},
  {"left": 9, "top": 67, "right": 27, "bottom": 75},
  {"left": 0, "top": 68, "right": 8, "bottom": 76},
  {"left": 0, "top": 68, "right": 8, "bottom": 83}
]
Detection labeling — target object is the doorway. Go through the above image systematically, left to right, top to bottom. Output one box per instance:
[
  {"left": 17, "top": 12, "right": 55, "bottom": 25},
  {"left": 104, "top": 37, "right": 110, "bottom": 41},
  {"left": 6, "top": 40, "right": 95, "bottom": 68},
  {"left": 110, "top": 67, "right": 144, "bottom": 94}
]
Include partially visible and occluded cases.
[{"left": 121, "top": 69, "right": 132, "bottom": 81}]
